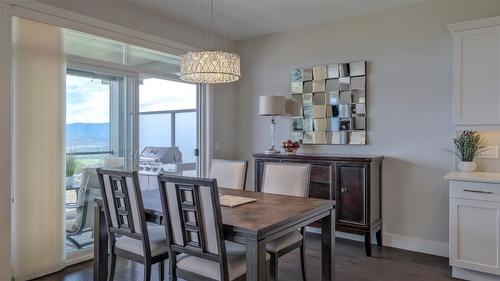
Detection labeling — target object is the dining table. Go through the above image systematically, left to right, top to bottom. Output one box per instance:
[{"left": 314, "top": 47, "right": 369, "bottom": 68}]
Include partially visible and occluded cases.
[{"left": 93, "top": 187, "right": 336, "bottom": 281}]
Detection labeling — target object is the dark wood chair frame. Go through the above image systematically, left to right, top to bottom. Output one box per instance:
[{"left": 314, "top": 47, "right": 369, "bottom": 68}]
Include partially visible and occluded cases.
[
  {"left": 262, "top": 162, "right": 311, "bottom": 281},
  {"left": 97, "top": 168, "right": 169, "bottom": 281},
  {"left": 158, "top": 175, "right": 246, "bottom": 281}
]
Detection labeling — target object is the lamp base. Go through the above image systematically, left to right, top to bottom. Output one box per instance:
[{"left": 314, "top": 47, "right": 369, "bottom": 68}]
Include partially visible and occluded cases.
[{"left": 265, "top": 148, "right": 281, "bottom": 154}]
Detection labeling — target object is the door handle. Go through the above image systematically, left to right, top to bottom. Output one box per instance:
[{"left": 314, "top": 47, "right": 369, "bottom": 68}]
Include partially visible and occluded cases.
[
  {"left": 340, "top": 186, "right": 348, "bottom": 194},
  {"left": 463, "top": 189, "right": 493, "bottom": 194}
]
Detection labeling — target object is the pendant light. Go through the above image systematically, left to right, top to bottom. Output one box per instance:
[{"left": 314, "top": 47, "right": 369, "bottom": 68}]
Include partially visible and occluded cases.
[{"left": 180, "top": 0, "right": 240, "bottom": 84}]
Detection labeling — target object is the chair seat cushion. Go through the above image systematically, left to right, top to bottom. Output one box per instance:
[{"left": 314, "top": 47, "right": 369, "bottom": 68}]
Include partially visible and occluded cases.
[
  {"left": 66, "top": 218, "right": 78, "bottom": 233},
  {"left": 115, "top": 224, "right": 168, "bottom": 257},
  {"left": 266, "top": 231, "right": 303, "bottom": 253},
  {"left": 176, "top": 241, "right": 270, "bottom": 281}
]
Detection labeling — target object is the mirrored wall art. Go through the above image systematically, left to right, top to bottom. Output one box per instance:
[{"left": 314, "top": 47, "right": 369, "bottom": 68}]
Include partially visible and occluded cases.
[{"left": 290, "top": 60, "right": 367, "bottom": 145}]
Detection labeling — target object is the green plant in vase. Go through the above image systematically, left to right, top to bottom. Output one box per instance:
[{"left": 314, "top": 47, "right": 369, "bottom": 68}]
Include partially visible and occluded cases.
[
  {"left": 449, "top": 131, "right": 485, "bottom": 172},
  {"left": 66, "top": 153, "right": 77, "bottom": 186}
]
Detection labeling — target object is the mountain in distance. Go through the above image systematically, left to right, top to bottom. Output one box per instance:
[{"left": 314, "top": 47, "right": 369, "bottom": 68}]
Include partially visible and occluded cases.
[{"left": 66, "top": 122, "right": 109, "bottom": 151}]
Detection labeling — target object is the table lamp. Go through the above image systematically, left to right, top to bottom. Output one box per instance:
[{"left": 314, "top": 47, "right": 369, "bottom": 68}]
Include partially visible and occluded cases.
[{"left": 259, "top": 95, "right": 286, "bottom": 154}]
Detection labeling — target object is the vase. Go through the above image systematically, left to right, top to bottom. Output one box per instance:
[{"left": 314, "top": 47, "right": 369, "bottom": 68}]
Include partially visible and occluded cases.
[{"left": 458, "top": 161, "right": 477, "bottom": 173}]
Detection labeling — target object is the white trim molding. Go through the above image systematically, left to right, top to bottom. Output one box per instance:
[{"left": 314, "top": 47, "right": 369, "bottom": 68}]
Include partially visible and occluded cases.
[
  {"left": 448, "top": 15, "right": 500, "bottom": 32},
  {"left": 307, "top": 227, "right": 448, "bottom": 258},
  {"left": 383, "top": 232, "right": 449, "bottom": 258}
]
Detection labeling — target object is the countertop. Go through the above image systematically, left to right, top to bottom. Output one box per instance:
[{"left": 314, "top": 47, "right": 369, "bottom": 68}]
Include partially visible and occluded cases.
[{"left": 445, "top": 171, "right": 500, "bottom": 184}]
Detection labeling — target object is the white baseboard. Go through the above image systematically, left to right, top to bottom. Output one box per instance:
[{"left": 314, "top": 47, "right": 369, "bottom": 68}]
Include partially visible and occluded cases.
[
  {"left": 306, "top": 227, "right": 449, "bottom": 258},
  {"left": 383, "top": 232, "right": 449, "bottom": 257},
  {"left": 452, "top": 267, "right": 500, "bottom": 281}
]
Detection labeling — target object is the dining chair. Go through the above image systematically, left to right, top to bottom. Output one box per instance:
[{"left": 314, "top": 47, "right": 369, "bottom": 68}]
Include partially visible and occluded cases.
[
  {"left": 209, "top": 159, "right": 248, "bottom": 190},
  {"left": 261, "top": 162, "right": 311, "bottom": 281},
  {"left": 66, "top": 167, "right": 101, "bottom": 249},
  {"left": 97, "top": 169, "right": 169, "bottom": 281},
  {"left": 158, "top": 175, "right": 269, "bottom": 281}
]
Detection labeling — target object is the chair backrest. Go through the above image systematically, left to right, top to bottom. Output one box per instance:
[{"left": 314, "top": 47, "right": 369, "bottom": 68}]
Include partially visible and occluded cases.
[
  {"left": 209, "top": 159, "right": 248, "bottom": 190},
  {"left": 262, "top": 162, "right": 311, "bottom": 198},
  {"left": 73, "top": 167, "right": 101, "bottom": 231},
  {"left": 97, "top": 169, "right": 150, "bottom": 251},
  {"left": 158, "top": 175, "right": 229, "bottom": 278}
]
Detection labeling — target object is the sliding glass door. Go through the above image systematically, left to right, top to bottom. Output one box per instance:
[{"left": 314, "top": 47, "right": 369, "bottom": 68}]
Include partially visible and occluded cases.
[
  {"left": 64, "top": 68, "right": 135, "bottom": 256},
  {"left": 139, "top": 77, "right": 199, "bottom": 179}
]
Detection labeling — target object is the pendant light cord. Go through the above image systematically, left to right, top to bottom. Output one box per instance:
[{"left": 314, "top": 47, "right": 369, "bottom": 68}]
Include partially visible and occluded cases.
[{"left": 210, "top": 0, "right": 214, "bottom": 50}]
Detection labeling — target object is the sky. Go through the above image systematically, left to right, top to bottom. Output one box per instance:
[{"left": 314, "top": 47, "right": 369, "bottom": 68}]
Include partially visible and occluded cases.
[{"left": 66, "top": 76, "right": 197, "bottom": 124}]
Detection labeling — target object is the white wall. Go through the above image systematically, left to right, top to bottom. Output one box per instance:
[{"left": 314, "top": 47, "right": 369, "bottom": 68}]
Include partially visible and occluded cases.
[
  {"left": 234, "top": 1, "right": 500, "bottom": 256},
  {"left": 0, "top": 2, "right": 12, "bottom": 280}
]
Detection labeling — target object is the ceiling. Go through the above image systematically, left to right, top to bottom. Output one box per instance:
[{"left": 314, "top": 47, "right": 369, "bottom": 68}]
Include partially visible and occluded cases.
[{"left": 123, "top": 0, "right": 427, "bottom": 41}]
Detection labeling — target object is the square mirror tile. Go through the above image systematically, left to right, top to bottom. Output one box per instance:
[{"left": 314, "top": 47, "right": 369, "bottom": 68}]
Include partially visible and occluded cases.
[
  {"left": 350, "top": 61, "right": 366, "bottom": 77},
  {"left": 339, "top": 63, "right": 350, "bottom": 77},
  {"left": 327, "top": 64, "right": 339, "bottom": 78},
  {"left": 313, "top": 65, "right": 326, "bottom": 80},
  {"left": 303, "top": 68, "right": 313, "bottom": 81},
  {"left": 291, "top": 69, "right": 302, "bottom": 82},
  {"left": 351, "top": 76, "right": 365, "bottom": 90},
  {"left": 339, "top": 77, "right": 351, "bottom": 91},
  {"left": 326, "top": 79, "right": 339, "bottom": 91},
  {"left": 313, "top": 80, "right": 326, "bottom": 92},
  {"left": 291, "top": 81, "right": 303, "bottom": 93},
  {"left": 303, "top": 81, "right": 313, "bottom": 93},
  {"left": 328, "top": 91, "right": 339, "bottom": 105},
  {"left": 352, "top": 91, "right": 366, "bottom": 104},
  {"left": 313, "top": 92, "right": 326, "bottom": 105},
  {"left": 339, "top": 92, "right": 352, "bottom": 104},
  {"left": 303, "top": 93, "right": 313, "bottom": 106},
  {"left": 353, "top": 103, "right": 365, "bottom": 115},
  {"left": 326, "top": 117, "right": 340, "bottom": 131},
  {"left": 353, "top": 117, "right": 365, "bottom": 130},
  {"left": 292, "top": 118, "right": 304, "bottom": 131},
  {"left": 303, "top": 118, "right": 313, "bottom": 131},
  {"left": 313, "top": 118, "right": 326, "bottom": 131},
  {"left": 349, "top": 131, "right": 366, "bottom": 145}
]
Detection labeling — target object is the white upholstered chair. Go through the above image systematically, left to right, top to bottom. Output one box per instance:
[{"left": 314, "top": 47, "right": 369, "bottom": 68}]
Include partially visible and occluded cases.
[
  {"left": 209, "top": 159, "right": 248, "bottom": 190},
  {"left": 262, "top": 162, "right": 311, "bottom": 281},
  {"left": 97, "top": 169, "right": 169, "bottom": 281},
  {"left": 158, "top": 175, "right": 269, "bottom": 281}
]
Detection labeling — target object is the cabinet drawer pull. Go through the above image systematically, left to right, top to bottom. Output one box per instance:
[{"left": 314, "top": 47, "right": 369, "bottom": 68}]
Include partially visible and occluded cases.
[{"left": 463, "top": 189, "right": 493, "bottom": 194}]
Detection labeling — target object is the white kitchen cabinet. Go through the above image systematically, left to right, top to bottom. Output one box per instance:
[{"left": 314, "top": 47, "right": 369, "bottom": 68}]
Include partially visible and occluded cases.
[
  {"left": 448, "top": 16, "right": 500, "bottom": 127},
  {"left": 446, "top": 172, "right": 500, "bottom": 280}
]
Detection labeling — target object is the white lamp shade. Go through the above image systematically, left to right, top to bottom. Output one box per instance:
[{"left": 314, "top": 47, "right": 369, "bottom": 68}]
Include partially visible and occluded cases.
[{"left": 259, "top": 96, "right": 286, "bottom": 116}]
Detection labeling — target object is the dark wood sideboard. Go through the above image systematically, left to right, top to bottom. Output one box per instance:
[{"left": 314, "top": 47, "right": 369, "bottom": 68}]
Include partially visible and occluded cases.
[{"left": 253, "top": 152, "right": 383, "bottom": 256}]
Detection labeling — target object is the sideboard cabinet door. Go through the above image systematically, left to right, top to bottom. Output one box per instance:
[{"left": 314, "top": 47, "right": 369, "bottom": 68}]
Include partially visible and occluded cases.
[
  {"left": 336, "top": 164, "right": 366, "bottom": 226},
  {"left": 450, "top": 198, "right": 500, "bottom": 275}
]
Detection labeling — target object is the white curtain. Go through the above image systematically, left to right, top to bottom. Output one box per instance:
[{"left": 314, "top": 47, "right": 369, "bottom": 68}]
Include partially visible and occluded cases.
[{"left": 12, "top": 17, "right": 65, "bottom": 280}]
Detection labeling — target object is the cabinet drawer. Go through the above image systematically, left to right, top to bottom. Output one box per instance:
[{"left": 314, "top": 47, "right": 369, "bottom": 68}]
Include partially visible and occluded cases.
[
  {"left": 310, "top": 165, "right": 331, "bottom": 183},
  {"left": 450, "top": 181, "right": 500, "bottom": 202}
]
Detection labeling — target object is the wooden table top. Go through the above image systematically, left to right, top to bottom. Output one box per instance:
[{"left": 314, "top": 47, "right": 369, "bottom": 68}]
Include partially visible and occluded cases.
[{"left": 141, "top": 187, "right": 335, "bottom": 239}]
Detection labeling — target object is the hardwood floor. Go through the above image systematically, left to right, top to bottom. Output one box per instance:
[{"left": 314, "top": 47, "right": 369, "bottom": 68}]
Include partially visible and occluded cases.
[{"left": 35, "top": 233, "right": 455, "bottom": 281}]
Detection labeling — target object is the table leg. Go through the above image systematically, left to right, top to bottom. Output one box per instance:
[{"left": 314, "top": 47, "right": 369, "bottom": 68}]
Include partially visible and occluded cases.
[
  {"left": 94, "top": 204, "right": 108, "bottom": 281},
  {"left": 321, "top": 209, "right": 335, "bottom": 281},
  {"left": 246, "top": 238, "right": 267, "bottom": 281}
]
